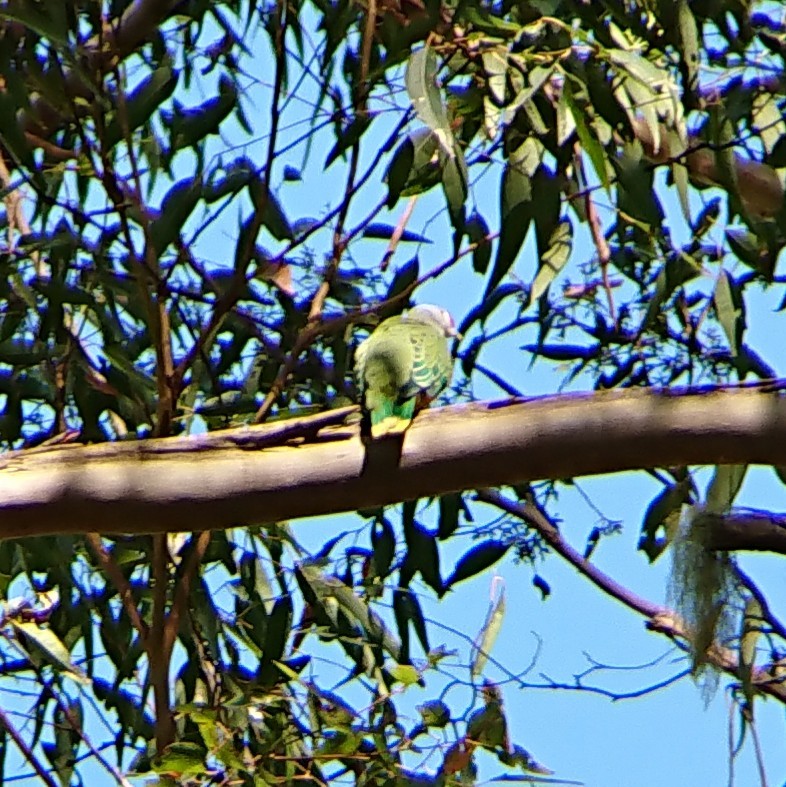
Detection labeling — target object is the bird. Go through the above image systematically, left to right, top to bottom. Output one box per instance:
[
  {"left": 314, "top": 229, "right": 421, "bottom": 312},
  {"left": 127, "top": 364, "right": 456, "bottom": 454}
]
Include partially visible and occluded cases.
[{"left": 355, "top": 304, "right": 458, "bottom": 439}]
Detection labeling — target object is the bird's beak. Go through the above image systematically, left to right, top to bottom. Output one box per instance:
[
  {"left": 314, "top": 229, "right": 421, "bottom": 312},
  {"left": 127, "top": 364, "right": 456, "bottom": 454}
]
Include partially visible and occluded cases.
[{"left": 450, "top": 328, "right": 462, "bottom": 340}]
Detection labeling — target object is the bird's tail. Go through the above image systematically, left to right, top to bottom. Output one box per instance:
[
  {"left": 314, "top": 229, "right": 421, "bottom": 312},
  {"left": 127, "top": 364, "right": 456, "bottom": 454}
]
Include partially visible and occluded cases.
[{"left": 369, "top": 399, "right": 416, "bottom": 439}]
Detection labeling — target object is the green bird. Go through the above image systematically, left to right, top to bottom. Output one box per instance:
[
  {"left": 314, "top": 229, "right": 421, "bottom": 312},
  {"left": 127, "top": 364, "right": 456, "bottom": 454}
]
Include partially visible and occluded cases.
[{"left": 355, "top": 304, "right": 458, "bottom": 439}]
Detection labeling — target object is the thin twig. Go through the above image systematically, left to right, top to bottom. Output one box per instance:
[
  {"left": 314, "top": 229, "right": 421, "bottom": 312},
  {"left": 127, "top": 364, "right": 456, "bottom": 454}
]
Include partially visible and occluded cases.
[
  {"left": 173, "top": 0, "right": 289, "bottom": 394},
  {"left": 380, "top": 196, "right": 419, "bottom": 271},
  {"left": 475, "top": 489, "right": 664, "bottom": 618},
  {"left": 476, "top": 489, "right": 786, "bottom": 705},
  {"left": 164, "top": 530, "right": 212, "bottom": 657},
  {"left": 149, "top": 533, "right": 174, "bottom": 750},
  {"left": 85, "top": 534, "right": 149, "bottom": 640},
  {"left": 733, "top": 564, "right": 786, "bottom": 641},
  {"left": 0, "top": 706, "right": 60, "bottom": 787}
]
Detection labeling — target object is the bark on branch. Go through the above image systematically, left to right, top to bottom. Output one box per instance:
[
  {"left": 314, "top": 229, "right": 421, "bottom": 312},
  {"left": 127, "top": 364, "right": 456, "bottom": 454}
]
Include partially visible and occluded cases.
[
  {"left": 4, "top": 387, "right": 786, "bottom": 539},
  {"left": 703, "top": 510, "right": 786, "bottom": 553}
]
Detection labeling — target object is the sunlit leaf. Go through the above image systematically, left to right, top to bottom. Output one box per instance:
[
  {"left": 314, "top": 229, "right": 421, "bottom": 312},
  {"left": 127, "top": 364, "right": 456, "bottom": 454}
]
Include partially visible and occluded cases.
[
  {"left": 406, "top": 46, "right": 454, "bottom": 157},
  {"left": 563, "top": 79, "right": 610, "bottom": 190},
  {"left": 485, "top": 147, "right": 533, "bottom": 298},
  {"left": 529, "top": 220, "right": 572, "bottom": 304},
  {"left": 713, "top": 270, "right": 739, "bottom": 356},
  {"left": 705, "top": 465, "right": 747, "bottom": 515},
  {"left": 471, "top": 586, "right": 506, "bottom": 677},
  {"left": 739, "top": 596, "right": 763, "bottom": 717},
  {"left": 11, "top": 621, "right": 89, "bottom": 683}
]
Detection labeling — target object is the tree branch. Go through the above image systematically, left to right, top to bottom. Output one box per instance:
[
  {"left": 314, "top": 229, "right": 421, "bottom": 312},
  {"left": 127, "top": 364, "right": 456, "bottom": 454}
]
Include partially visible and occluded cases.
[
  {"left": 5, "top": 386, "right": 786, "bottom": 537},
  {"left": 477, "top": 489, "right": 786, "bottom": 705},
  {"left": 703, "top": 510, "right": 786, "bottom": 554}
]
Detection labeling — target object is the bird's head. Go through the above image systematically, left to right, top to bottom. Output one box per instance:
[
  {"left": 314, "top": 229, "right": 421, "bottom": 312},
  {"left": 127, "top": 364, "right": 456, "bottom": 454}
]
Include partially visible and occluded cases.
[{"left": 406, "top": 304, "right": 460, "bottom": 338}]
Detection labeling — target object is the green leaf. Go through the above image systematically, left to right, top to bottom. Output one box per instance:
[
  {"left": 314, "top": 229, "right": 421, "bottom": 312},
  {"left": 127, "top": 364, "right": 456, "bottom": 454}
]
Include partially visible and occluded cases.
[
  {"left": 676, "top": 0, "right": 700, "bottom": 97},
  {"left": 0, "top": 2, "right": 68, "bottom": 46},
  {"left": 460, "top": 5, "right": 521, "bottom": 36},
  {"left": 406, "top": 46, "right": 454, "bottom": 157},
  {"left": 608, "top": 48, "right": 671, "bottom": 90},
  {"left": 483, "top": 49, "right": 508, "bottom": 107},
  {"left": 104, "top": 63, "right": 178, "bottom": 150},
  {"left": 503, "top": 63, "right": 554, "bottom": 127},
  {"left": 167, "top": 74, "right": 237, "bottom": 151},
  {"left": 564, "top": 79, "right": 610, "bottom": 191},
  {"left": 0, "top": 86, "right": 35, "bottom": 172},
  {"left": 324, "top": 115, "right": 370, "bottom": 169},
  {"left": 401, "top": 129, "right": 443, "bottom": 197},
  {"left": 769, "top": 134, "right": 786, "bottom": 168},
  {"left": 386, "top": 136, "right": 416, "bottom": 207},
  {"left": 485, "top": 147, "right": 533, "bottom": 298},
  {"left": 442, "top": 149, "right": 468, "bottom": 230},
  {"left": 202, "top": 157, "right": 256, "bottom": 202},
  {"left": 149, "top": 177, "right": 203, "bottom": 255},
  {"left": 249, "top": 179, "right": 294, "bottom": 241},
  {"left": 466, "top": 212, "right": 492, "bottom": 275},
  {"left": 529, "top": 219, "right": 572, "bottom": 305},
  {"left": 362, "top": 224, "right": 430, "bottom": 243},
  {"left": 726, "top": 228, "right": 773, "bottom": 277},
  {"left": 381, "top": 256, "right": 419, "bottom": 318},
  {"left": 713, "top": 270, "right": 739, "bottom": 356},
  {"left": 459, "top": 282, "right": 520, "bottom": 336},
  {"left": 521, "top": 343, "right": 600, "bottom": 361},
  {"left": 705, "top": 465, "right": 747, "bottom": 515},
  {"left": 638, "top": 479, "right": 693, "bottom": 563},
  {"left": 438, "top": 493, "right": 462, "bottom": 539},
  {"left": 402, "top": 506, "right": 443, "bottom": 595},
  {"left": 371, "top": 516, "right": 396, "bottom": 579},
  {"left": 447, "top": 541, "right": 510, "bottom": 589},
  {"left": 532, "top": 575, "right": 550, "bottom": 599},
  {"left": 393, "top": 587, "right": 430, "bottom": 662},
  {"left": 471, "top": 589, "right": 506, "bottom": 678},
  {"left": 261, "top": 596, "right": 292, "bottom": 665},
  {"left": 739, "top": 596, "right": 763, "bottom": 716},
  {"left": 11, "top": 621, "right": 89, "bottom": 683},
  {"left": 388, "top": 663, "right": 421, "bottom": 685},
  {"left": 467, "top": 684, "right": 507, "bottom": 744},
  {"left": 418, "top": 700, "right": 450, "bottom": 728},
  {"left": 154, "top": 742, "right": 207, "bottom": 777}
]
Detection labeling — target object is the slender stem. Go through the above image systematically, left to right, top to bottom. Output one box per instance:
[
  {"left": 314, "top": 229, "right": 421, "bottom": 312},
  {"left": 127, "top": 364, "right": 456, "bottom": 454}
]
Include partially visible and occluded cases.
[
  {"left": 85, "top": 533, "right": 149, "bottom": 640},
  {"left": 149, "top": 534, "right": 174, "bottom": 751},
  {"left": 0, "top": 706, "right": 60, "bottom": 787}
]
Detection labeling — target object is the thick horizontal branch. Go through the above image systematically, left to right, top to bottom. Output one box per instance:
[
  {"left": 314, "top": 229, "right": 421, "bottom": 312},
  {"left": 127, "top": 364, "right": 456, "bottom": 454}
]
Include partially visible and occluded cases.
[
  {"left": 4, "top": 387, "right": 786, "bottom": 538},
  {"left": 704, "top": 510, "right": 786, "bottom": 554}
]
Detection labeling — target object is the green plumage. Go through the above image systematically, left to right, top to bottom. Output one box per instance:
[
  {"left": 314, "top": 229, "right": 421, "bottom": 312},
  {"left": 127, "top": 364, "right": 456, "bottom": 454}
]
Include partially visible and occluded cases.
[{"left": 355, "top": 306, "right": 454, "bottom": 439}]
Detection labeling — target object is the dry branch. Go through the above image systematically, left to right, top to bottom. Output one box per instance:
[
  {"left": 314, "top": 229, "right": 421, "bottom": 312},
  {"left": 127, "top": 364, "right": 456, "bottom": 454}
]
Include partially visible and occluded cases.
[
  {"left": 4, "top": 387, "right": 786, "bottom": 538},
  {"left": 476, "top": 489, "right": 786, "bottom": 705}
]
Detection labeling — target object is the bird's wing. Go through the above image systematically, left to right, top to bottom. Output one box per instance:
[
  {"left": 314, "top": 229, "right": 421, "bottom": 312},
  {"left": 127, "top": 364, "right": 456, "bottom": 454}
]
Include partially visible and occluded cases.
[{"left": 401, "top": 322, "right": 452, "bottom": 401}]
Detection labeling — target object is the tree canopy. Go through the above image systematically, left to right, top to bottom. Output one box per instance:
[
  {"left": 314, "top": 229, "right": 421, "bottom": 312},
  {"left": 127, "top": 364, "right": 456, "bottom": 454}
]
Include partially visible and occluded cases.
[{"left": 1, "top": 0, "right": 786, "bottom": 784}]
